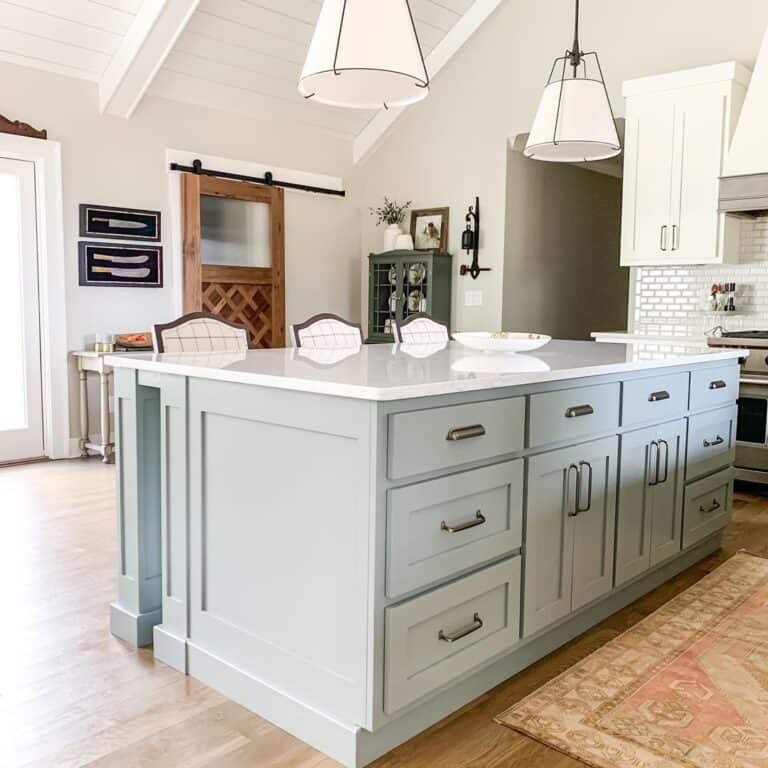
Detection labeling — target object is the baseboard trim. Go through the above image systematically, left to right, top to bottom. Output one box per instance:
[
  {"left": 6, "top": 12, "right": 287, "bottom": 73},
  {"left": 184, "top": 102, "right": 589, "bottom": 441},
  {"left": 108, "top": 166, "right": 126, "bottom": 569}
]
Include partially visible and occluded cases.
[
  {"left": 178, "top": 536, "right": 722, "bottom": 768},
  {"left": 110, "top": 602, "right": 161, "bottom": 647},
  {"left": 153, "top": 624, "right": 187, "bottom": 673},
  {"left": 187, "top": 642, "right": 360, "bottom": 767}
]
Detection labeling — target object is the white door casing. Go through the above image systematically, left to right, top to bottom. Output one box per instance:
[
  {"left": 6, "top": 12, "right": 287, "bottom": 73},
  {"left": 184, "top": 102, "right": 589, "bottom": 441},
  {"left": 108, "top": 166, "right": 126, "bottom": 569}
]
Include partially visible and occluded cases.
[{"left": 0, "top": 157, "right": 43, "bottom": 461}]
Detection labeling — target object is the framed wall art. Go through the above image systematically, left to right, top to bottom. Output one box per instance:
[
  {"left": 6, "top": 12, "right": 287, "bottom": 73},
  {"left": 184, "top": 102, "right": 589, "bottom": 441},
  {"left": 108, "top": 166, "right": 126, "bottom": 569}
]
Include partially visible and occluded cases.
[
  {"left": 79, "top": 203, "right": 161, "bottom": 241},
  {"left": 410, "top": 207, "right": 449, "bottom": 251},
  {"left": 79, "top": 242, "right": 163, "bottom": 287}
]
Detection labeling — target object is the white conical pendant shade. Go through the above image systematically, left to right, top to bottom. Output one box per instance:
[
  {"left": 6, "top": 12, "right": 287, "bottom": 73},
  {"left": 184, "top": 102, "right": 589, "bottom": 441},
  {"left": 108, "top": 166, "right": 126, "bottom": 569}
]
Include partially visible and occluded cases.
[
  {"left": 299, "top": 0, "right": 429, "bottom": 110},
  {"left": 524, "top": 78, "right": 621, "bottom": 162}
]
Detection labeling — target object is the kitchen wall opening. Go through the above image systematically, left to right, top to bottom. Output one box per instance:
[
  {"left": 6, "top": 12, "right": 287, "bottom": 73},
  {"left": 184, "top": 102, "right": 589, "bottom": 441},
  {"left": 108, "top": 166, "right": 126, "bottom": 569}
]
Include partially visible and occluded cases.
[{"left": 503, "top": 124, "right": 629, "bottom": 340}]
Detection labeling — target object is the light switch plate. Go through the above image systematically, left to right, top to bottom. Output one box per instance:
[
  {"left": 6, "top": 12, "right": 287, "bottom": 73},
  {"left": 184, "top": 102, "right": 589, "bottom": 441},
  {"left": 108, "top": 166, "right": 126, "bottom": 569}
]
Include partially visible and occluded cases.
[{"left": 464, "top": 290, "right": 483, "bottom": 307}]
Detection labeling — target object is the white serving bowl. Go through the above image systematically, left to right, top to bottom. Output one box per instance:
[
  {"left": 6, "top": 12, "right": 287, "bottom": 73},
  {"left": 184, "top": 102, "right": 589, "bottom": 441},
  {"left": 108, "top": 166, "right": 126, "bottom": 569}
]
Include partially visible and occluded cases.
[{"left": 453, "top": 331, "right": 551, "bottom": 354}]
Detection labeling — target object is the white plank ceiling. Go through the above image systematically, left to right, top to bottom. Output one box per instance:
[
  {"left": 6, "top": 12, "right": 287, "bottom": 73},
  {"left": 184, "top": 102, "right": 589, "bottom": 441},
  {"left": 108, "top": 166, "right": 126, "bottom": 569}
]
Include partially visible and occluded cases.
[{"left": 0, "top": 0, "right": 478, "bottom": 137}]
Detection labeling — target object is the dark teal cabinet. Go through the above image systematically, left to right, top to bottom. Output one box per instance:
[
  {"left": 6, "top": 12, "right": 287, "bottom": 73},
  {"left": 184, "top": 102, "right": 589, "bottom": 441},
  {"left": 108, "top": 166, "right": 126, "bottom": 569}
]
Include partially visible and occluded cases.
[{"left": 368, "top": 250, "right": 452, "bottom": 343}]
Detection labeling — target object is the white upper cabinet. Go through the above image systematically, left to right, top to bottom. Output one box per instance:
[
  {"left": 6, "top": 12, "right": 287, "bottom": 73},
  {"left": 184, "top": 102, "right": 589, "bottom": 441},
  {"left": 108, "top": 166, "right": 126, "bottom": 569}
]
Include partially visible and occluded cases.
[{"left": 620, "top": 63, "right": 750, "bottom": 266}]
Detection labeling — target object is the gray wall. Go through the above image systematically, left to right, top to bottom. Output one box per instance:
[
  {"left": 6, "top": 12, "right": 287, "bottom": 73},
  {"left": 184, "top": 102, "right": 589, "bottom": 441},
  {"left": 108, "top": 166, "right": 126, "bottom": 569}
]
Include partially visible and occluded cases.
[{"left": 502, "top": 145, "right": 628, "bottom": 340}]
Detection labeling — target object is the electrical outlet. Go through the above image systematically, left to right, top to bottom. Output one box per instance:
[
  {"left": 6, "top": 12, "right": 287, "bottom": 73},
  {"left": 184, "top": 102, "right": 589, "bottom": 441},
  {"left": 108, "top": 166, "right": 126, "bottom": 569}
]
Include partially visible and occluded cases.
[{"left": 464, "top": 290, "right": 483, "bottom": 307}]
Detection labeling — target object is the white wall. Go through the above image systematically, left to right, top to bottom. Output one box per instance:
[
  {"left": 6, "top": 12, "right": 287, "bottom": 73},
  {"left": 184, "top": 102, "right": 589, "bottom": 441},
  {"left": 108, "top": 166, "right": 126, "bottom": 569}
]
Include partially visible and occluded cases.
[
  {"left": 352, "top": 0, "right": 768, "bottom": 333},
  {"left": 0, "top": 61, "right": 360, "bottom": 442}
]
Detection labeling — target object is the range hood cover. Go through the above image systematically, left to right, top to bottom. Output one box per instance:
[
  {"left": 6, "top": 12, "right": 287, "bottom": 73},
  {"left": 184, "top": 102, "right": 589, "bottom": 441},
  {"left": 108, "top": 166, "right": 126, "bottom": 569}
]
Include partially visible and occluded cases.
[{"left": 719, "top": 172, "right": 768, "bottom": 214}]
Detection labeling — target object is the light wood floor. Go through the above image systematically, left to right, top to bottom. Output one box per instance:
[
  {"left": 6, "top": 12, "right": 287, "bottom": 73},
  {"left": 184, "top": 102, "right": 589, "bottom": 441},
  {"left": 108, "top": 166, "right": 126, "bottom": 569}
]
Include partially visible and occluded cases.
[{"left": 2, "top": 460, "right": 766, "bottom": 768}]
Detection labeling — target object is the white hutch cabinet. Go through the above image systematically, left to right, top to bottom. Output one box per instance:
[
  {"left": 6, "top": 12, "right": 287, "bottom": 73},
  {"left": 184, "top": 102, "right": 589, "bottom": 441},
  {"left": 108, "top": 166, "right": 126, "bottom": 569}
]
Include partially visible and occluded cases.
[{"left": 620, "top": 62, "right": 751, "bottom": 266}]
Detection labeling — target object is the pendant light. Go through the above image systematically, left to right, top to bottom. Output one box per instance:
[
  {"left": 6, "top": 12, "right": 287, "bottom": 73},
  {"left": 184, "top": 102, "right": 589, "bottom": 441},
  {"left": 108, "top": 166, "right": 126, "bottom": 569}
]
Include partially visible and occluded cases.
[
  {"left": 299, "top": 0, "right": 429, "bottom": 110},
  {"left": 524, "top": 0, "right": 620, "bottom": 162}
]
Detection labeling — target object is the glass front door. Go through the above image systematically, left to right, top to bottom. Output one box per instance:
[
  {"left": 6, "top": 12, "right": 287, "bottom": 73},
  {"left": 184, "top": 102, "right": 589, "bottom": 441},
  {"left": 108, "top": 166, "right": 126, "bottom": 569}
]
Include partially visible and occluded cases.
[{"left": 0, "top": 157, "right": 43, "bottom": 462}]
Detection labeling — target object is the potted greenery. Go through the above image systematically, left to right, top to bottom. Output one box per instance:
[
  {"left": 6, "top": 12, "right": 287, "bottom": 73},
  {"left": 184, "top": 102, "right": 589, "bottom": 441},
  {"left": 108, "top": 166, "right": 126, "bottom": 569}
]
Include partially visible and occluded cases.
[{"left": 370, "top": 197, "right": 411, "bottom": 251}]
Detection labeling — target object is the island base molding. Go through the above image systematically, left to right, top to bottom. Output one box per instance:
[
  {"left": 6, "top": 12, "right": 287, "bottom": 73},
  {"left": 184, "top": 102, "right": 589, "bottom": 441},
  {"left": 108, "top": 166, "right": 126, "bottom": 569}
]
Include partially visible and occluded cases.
[
  {"left": 171, "top": 534, "right": 722, "bottom": 768},
  {"left": 110, "top": 602, "right": 161, "bottom": 648}
]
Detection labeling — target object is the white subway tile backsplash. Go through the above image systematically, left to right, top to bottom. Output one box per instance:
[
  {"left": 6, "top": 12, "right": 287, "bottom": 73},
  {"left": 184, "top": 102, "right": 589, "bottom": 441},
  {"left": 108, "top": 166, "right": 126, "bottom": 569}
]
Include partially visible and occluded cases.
[{"left": 633, "top": 214, "right": 768, "bottom": 336}]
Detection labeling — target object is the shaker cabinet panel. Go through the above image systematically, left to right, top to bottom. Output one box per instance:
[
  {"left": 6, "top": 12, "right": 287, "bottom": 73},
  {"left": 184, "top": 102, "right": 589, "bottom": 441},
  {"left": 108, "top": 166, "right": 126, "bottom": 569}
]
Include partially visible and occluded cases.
[
  {"left": 620, "top": 65, "right": 745, "bottom": 266},
  {"left": 620, "top": 94, "right": 675, "bottom": 266},
  {"left": 616, "top": 420, "right": 686, "bottom": 587},
  {"left": 523, "top": 436, "right": 618, "bottom": 637}
]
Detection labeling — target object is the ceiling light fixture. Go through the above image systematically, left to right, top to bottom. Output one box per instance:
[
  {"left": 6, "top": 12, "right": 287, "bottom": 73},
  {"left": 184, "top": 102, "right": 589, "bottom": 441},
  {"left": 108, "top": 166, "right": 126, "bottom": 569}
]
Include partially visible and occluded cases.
[
  {"left": 298, "top": 0, "right": 429, "bottom": 110},
  {"left": 524, "top": 0, "right": 621, "bottom": 162}
]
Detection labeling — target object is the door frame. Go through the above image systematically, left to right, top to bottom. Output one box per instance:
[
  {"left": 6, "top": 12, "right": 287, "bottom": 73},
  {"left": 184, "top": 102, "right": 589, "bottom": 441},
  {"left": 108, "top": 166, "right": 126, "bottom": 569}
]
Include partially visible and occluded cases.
[{"left": 0, "top": 133, "right": 68, "bottom": 459}]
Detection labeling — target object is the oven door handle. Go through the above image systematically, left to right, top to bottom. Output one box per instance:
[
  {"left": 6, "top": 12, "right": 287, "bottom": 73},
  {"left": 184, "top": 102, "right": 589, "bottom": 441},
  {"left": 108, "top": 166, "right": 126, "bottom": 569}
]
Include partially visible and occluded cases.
[{"left": 739, "top": 377, "right": 768, "bottom": 385}]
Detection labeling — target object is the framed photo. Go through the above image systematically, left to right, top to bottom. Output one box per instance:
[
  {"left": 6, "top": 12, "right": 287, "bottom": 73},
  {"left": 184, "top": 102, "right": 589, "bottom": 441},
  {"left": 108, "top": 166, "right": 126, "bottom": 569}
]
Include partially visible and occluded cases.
[
  {"left": 79, "top": 203, "right": 161, "bottom": 241},
  {"left": 410, "top": 207, "right": 449, "bottom": 251},
  {"left": 79, "top": 242, "right": 163, "bottom": 287}
]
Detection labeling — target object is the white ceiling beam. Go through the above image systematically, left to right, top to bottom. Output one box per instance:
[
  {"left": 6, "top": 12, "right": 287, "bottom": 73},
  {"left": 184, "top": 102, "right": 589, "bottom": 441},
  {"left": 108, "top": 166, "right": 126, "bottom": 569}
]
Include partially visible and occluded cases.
[
  {"left": 100, "top": 0, "right": 200, "bottom": 118},
  {"left": 352, "top": 0, "right": 504, "bottom": 164}
]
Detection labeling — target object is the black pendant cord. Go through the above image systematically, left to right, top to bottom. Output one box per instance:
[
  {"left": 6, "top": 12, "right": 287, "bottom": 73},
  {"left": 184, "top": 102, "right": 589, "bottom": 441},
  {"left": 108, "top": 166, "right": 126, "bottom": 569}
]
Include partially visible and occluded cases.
[
  {"left": 569, "top": 0, "right": 583, "bottom": 74},
  {"left": 169, "top": 159, "right": 346, "bottom": 198}
]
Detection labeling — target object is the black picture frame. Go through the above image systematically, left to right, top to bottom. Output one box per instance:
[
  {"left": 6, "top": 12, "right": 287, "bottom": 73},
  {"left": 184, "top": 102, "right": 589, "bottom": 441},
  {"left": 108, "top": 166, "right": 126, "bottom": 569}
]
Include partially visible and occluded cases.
[
  {"left": 79, "top": 203, "right": 161, "bottom": 241},
  {"left": 78, "top": 242, "right": 163, "bottom": 288}
]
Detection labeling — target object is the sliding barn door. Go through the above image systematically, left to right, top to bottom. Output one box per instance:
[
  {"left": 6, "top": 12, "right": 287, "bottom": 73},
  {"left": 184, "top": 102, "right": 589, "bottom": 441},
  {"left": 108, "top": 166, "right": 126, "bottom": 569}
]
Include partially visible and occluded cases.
[{"left": 181, "top": 174, "right": 285, "bottom": 348}]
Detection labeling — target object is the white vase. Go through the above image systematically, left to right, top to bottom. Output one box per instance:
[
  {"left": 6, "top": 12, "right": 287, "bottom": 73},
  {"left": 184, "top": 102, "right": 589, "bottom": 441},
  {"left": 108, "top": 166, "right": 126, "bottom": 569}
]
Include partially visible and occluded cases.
[{"left": 383, "top": 223, "right": 401, "bottom": 251}]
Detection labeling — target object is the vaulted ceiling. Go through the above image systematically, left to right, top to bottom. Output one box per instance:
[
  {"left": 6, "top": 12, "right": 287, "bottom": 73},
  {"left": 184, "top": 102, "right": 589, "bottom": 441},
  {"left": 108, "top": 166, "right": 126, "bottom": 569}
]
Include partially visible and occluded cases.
[{"left": 0, "top": 0, "right": 494, "bottom": 149}]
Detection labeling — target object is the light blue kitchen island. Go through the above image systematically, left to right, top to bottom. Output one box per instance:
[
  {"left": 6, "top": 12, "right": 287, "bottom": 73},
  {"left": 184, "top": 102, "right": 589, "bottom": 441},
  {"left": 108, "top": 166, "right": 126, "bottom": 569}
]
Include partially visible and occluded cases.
[{"left": 106, "top": 339, "right": 744, "bottom": 767}]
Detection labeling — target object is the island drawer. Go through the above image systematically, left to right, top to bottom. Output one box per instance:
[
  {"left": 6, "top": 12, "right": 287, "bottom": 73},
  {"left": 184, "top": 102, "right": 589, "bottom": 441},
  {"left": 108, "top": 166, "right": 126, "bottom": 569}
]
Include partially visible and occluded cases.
[
  {"left": 689, "top": 364, "right": 739, "bottom": 412},
  {"left": 621, "top": 372, "right": 689, "bottom": 427},
  {"left": 528, "top": 383, "right": 620, "bottom": 447},
  {"left": 388, "top": 398, "right": 525, "bottom": 480},
  {"left": 686, "top": 405, "right": 737, "bottom": 482},
  {"left": 386, "top": 461, "right": 523, "bottom": 598},
  {"left": 683, "top": 468, "right": 733, "bottom": 549},
  {"left": 384, "top": 557, "right": 521, "bottom": 714}
]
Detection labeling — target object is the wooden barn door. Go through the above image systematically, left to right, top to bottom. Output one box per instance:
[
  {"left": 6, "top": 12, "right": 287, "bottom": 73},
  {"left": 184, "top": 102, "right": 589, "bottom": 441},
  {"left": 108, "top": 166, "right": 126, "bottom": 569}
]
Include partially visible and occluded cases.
[{"left": 181, "top": 173, "right": 285, "bottom": 348}]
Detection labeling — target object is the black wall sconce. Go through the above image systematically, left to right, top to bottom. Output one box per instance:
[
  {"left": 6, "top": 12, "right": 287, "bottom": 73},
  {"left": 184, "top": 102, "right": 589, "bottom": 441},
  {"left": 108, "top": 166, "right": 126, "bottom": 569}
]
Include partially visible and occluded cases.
[{"left": 459, "top": 196, "right": 489, "bottom": 280}]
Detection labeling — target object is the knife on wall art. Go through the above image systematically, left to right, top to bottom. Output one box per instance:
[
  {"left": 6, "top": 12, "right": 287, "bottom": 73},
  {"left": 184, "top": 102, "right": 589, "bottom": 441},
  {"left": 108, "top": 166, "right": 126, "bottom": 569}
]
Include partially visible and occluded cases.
[
  {"left": 80, "top": 204, "right": 161, "bottom": 241},
  {"left": 79, "top": 242, "right": 162, "bottom": 287},
  {"left": 93, "top": 253, "right": 149, "bottom": 264},
  {"left": 92, "top": 267, "right": 151, "bottom": 279}
]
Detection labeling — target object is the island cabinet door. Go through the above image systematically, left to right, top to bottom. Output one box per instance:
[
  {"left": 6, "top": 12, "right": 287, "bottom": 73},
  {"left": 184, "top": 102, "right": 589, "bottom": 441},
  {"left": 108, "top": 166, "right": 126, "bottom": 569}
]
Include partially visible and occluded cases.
[
  {"left": 648, "top": 419, "right": 686, "bottom": 567},
  {"left": 616, "top": 420, "right": 685, "bottom": 587},
  {"left": 523, "top": 436, "right": 618, "bottom": 637},
  {"left": 570, "top": 437, "right": 619, "bottom": 612}
]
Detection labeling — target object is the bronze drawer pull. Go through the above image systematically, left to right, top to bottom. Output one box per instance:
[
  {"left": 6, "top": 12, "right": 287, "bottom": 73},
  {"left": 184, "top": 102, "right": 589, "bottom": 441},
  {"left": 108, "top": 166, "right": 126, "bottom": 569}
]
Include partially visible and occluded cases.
[
  {"left": 709, "top": 380, "right": 727, "bottom": 390},
  {"left": 648, "top": 390, "right": 670, "bottom": 402},
  {"left": 565, "top": 404, "right": 594, "bottom": 418},
  {"left": 446, "top": 424, "right": 486, "bottom": 441},
  {"left": 703, "top": 435, "right": 725, "bottom": 448},
  {"left": 699, "top": 498, "right": 722, "bottom": 514},
  {"left": 441, "top": 511, "right": 486, "bottom": 533},
  {"left": 438, "top": 612, "right": 483, "bottom": 643}
]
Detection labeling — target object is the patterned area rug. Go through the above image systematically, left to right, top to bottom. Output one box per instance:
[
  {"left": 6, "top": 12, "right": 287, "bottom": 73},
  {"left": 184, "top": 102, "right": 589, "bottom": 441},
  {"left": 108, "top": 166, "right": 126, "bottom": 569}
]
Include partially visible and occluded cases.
[{"left": 496, "top": 553, "right": 768, "bottom": 768}]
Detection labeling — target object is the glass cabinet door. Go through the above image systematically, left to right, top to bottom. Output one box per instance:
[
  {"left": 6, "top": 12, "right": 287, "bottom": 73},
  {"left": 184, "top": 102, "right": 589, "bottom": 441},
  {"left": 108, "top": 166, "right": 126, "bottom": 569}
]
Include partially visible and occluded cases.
[
  {"left": 402, "top": 259, "right": 430, "bottom": 320},
  {"left": 370, "top": 260, "right": 400, "bottom": 336}
]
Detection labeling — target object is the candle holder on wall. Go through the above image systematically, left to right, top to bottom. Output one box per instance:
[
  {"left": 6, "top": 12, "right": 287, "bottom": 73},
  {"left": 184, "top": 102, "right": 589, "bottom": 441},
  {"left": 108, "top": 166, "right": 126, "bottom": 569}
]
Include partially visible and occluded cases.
[{"left": 459, "top": 196, "right": 490, "bottom": 279}]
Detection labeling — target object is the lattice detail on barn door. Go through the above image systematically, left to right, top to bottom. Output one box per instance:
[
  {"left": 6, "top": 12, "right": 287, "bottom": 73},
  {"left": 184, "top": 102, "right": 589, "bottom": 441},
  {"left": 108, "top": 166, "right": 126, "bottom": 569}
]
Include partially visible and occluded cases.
[{"left": 202, "top": 282, "right": 273, "bottom": 348}]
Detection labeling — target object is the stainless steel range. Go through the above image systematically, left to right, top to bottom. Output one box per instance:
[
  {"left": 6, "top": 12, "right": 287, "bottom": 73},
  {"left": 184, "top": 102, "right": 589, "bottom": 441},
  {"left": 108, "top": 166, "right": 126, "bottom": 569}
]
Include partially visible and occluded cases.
[{"left": 708, "top": 330, "right": 768, "bottom": 483}]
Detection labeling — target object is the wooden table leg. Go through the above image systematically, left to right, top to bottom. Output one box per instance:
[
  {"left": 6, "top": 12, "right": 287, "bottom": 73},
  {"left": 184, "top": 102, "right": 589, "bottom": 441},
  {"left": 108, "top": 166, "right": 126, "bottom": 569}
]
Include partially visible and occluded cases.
[
  {"left": 78, "top": 362, "right": 90, "bottom": 458},
  {"left": 100, "top": 370, "right": 114, "bottom": 463}
]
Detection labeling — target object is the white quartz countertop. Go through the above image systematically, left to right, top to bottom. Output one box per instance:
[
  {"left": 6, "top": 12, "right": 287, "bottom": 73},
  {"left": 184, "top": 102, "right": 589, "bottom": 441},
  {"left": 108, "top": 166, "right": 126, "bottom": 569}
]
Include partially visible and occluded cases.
[{"left": 105, "top": 339, "right": 746, "bottom": 402}]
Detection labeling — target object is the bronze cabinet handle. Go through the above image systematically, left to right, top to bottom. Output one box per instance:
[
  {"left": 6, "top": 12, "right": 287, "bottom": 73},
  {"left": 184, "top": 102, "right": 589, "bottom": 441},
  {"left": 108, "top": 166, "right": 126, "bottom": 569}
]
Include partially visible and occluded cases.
[
  {"left": 660, "top": 224, "right": 668, "bottom": 251},
  {"left": 709, "top": 380, "right": 727, "bottom": 390},
  {"left": 648, "top": 390, "right": 670, "bottom": 402},
  {"left": 565, "top": 404, "right": 594, "bottom": 418},
  {"left": 446, "top": 424, "right": 486, "bottom": 441},
  {"left": 703, "top": 435, "right": 725, "bottom": 448},
  {"left": 657, "top": 439, "right": 669, "bottom": 484},
  {"left": 648, "top": 440, "right": 660, "bottom": 486},
  {"left": 577, "top": 461, "right": 593, "bottom": 513},
  {"left": 567, "top": 463, "right": 580, "bottom": 516},
  {"left": 699, "top": 498, "right": 722, "bottom": 514},
  {"left": 441, "top": 511, "right": 486, "bottom": 533},
  {"left": 438, "top": 613, "right": 483, "bottom": 643}
]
